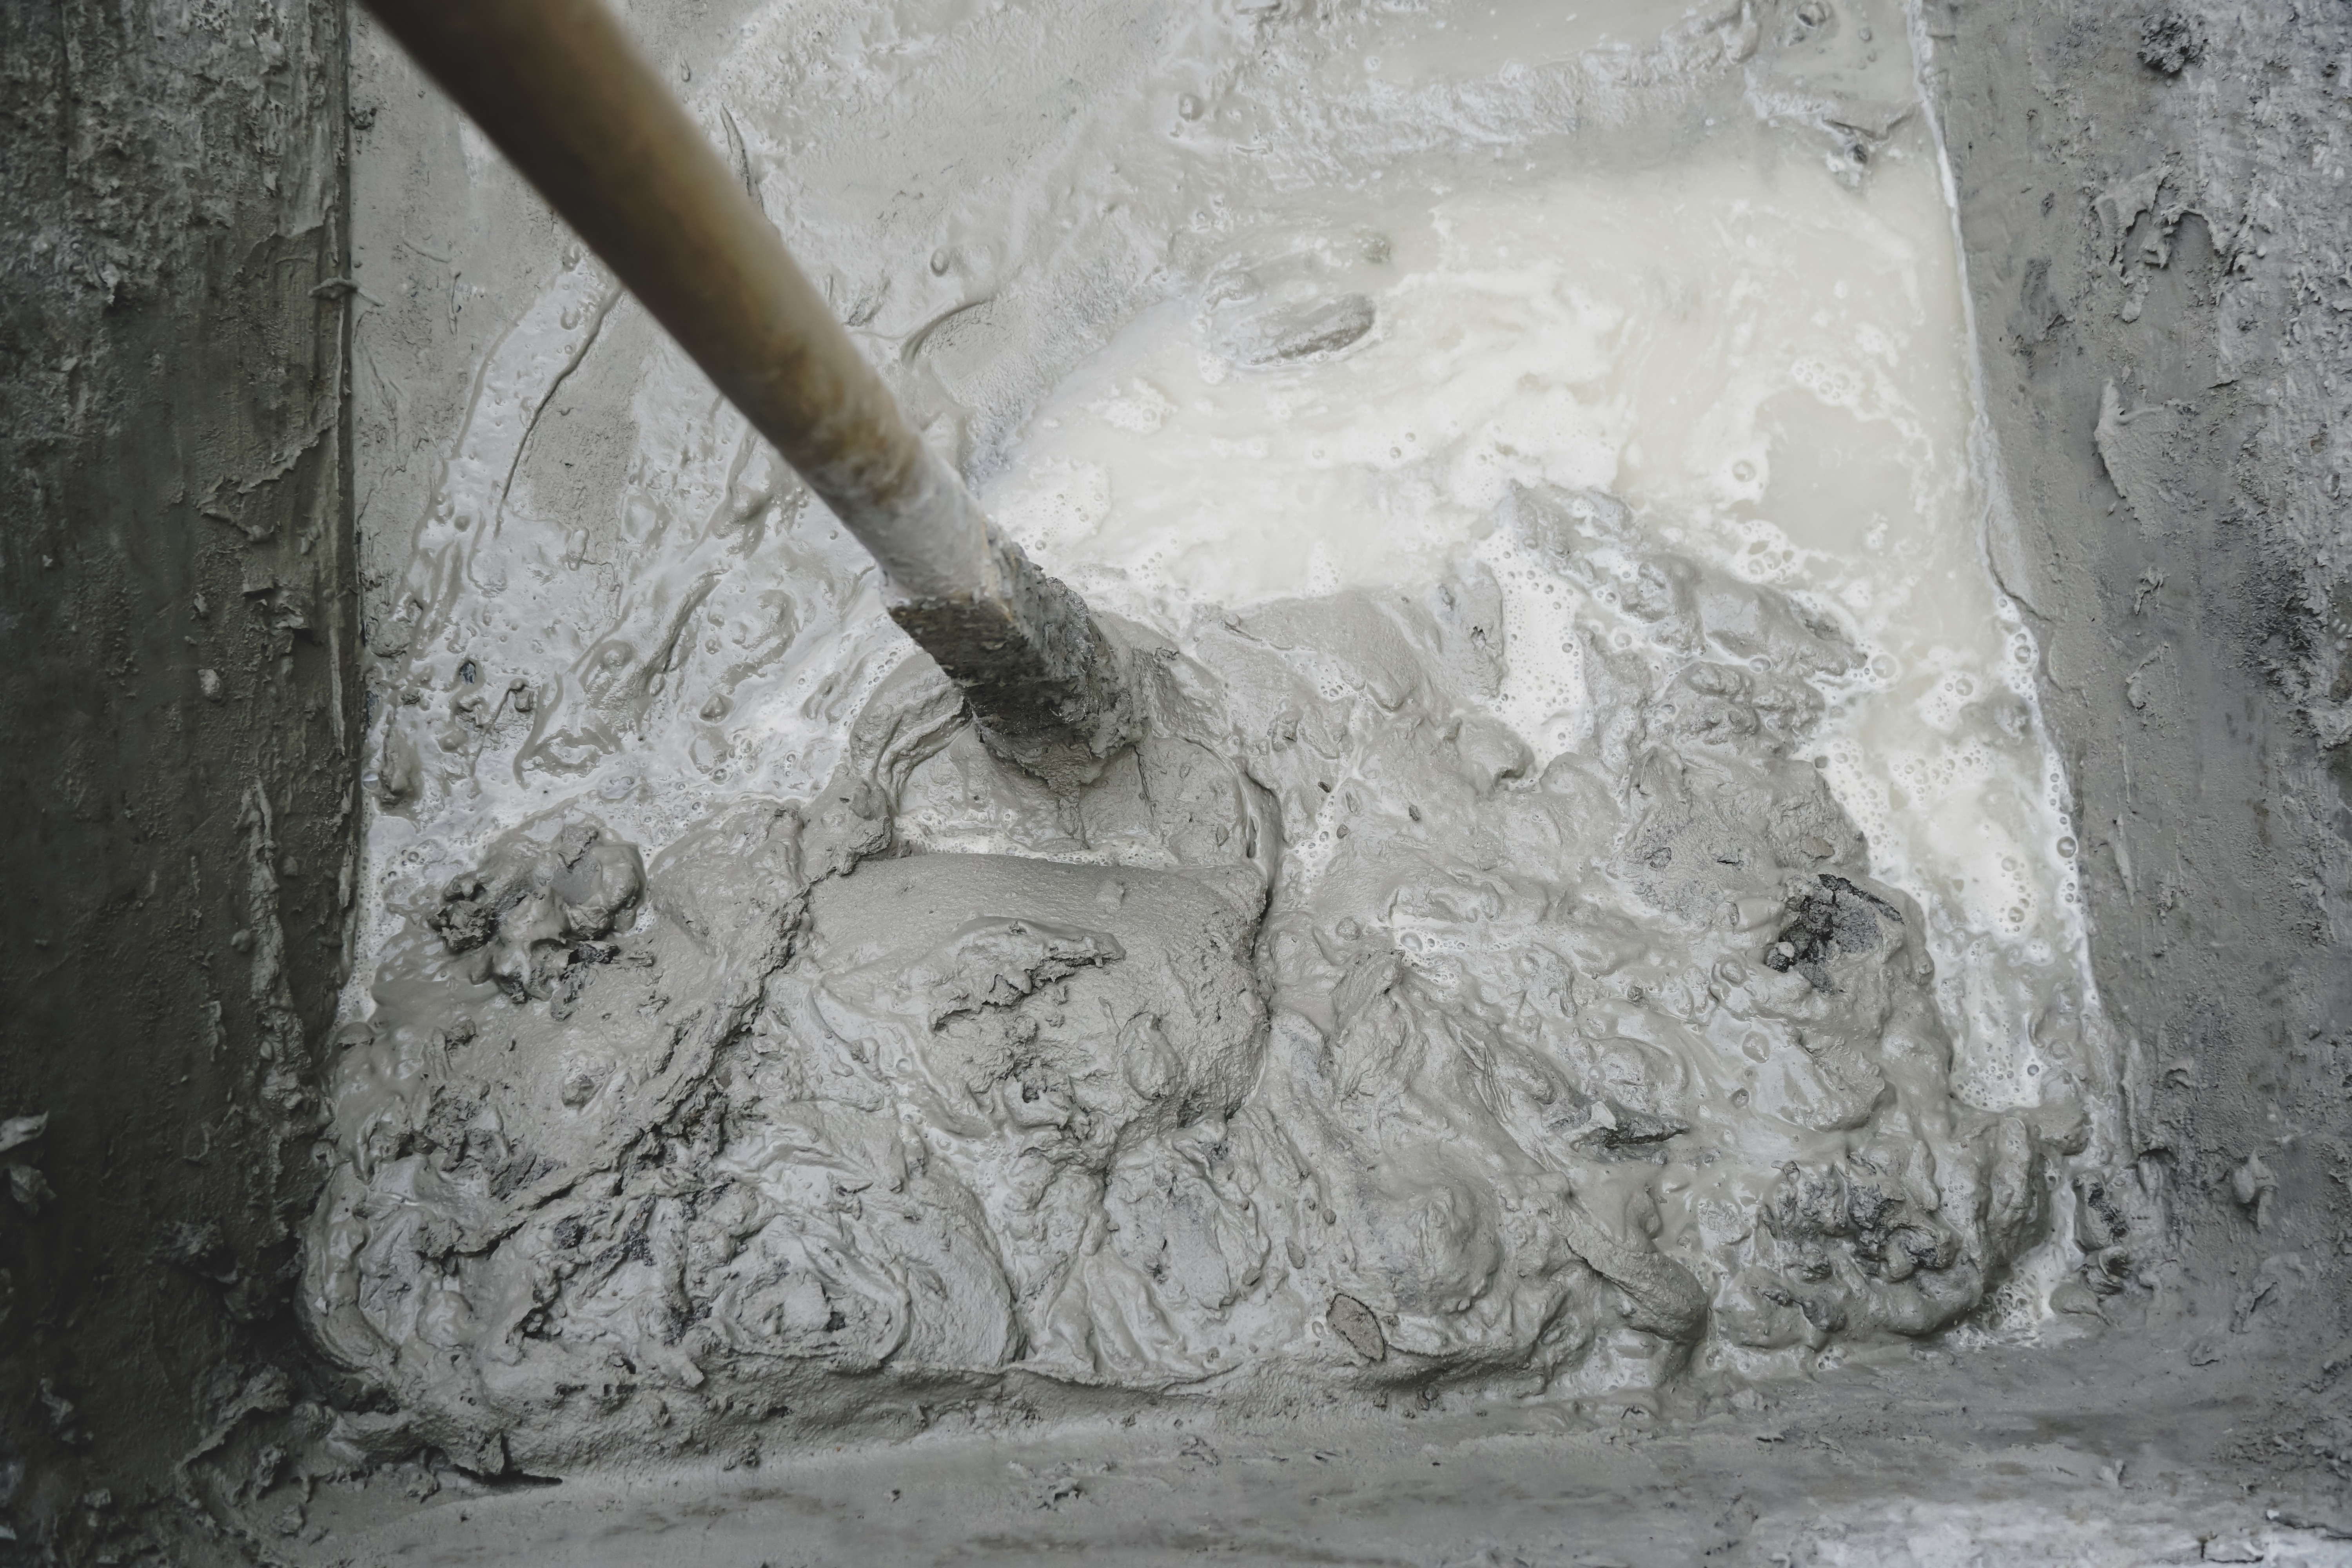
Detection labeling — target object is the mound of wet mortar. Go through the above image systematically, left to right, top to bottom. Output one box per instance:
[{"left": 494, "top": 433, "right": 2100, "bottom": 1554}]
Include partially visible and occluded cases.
[{"left": 304, "top": 488, "right": 2086, "bottom": 1469}]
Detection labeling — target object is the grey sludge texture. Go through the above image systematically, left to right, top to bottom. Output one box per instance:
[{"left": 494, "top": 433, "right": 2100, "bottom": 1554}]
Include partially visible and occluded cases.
[
  {"left": 7, "top": 0, "right": 2352, "bottom": 1560},
  {"left": 303, "top": 487, "right": 2084, "bottom": 1466}
]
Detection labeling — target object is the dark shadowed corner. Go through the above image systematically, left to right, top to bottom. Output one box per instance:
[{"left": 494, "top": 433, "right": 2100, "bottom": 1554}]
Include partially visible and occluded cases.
[{"left": 0, "top": 1, "right": 359, "bottom": 1560}]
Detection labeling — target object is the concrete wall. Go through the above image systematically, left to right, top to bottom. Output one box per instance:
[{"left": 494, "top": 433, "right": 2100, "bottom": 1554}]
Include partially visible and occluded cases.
[
  {"left": 0, "top": 0, "right": 356, "bottom": 1557},
  {"left": 1925, "top": 0, "right": 2352, "bottom": 1347}
]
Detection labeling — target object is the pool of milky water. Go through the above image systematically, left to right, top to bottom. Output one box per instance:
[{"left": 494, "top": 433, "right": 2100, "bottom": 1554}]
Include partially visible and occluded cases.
[
  {"left": 326, "top": 0, "right": 2125, "bottom": 1465},
  {"left": 981, "top": 125, "right": 2092, "bottom": 1116}
]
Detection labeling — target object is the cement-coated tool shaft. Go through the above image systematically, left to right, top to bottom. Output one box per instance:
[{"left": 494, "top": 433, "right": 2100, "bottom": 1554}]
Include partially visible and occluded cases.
[{"left": 362, "top": 0, "right": 1136, "bottom": 784}]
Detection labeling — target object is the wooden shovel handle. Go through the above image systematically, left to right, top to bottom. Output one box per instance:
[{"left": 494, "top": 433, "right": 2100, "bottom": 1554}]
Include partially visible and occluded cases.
[
  {"left": 364, "top": 0, "right": 1137, "bottom": 782},
  {"left": 364, "top": 0, "right": 987, "bottom": 599}
]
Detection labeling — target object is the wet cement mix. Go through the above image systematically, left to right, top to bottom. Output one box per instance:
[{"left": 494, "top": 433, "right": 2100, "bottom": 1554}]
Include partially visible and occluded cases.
[{"left": 319, "top": 0, "right": 2144, "bottom": 1470}]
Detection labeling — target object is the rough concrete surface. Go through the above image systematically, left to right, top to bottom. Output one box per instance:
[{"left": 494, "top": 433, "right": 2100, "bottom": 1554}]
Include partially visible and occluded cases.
[
  {"left": 0, "top": 0, "right": 359, "bottom": 1561},
  {"left": 1924, "top": 0, "right": 2352, "bottom": 1364},
  {"left": 290, "top": 1337, "right": 2352, "bottom": 1566}
]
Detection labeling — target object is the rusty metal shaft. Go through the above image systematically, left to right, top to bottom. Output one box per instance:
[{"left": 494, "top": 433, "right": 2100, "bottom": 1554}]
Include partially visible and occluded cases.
[{"left": 363, "top": 0, "right": 1135, "bottom": 784}]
